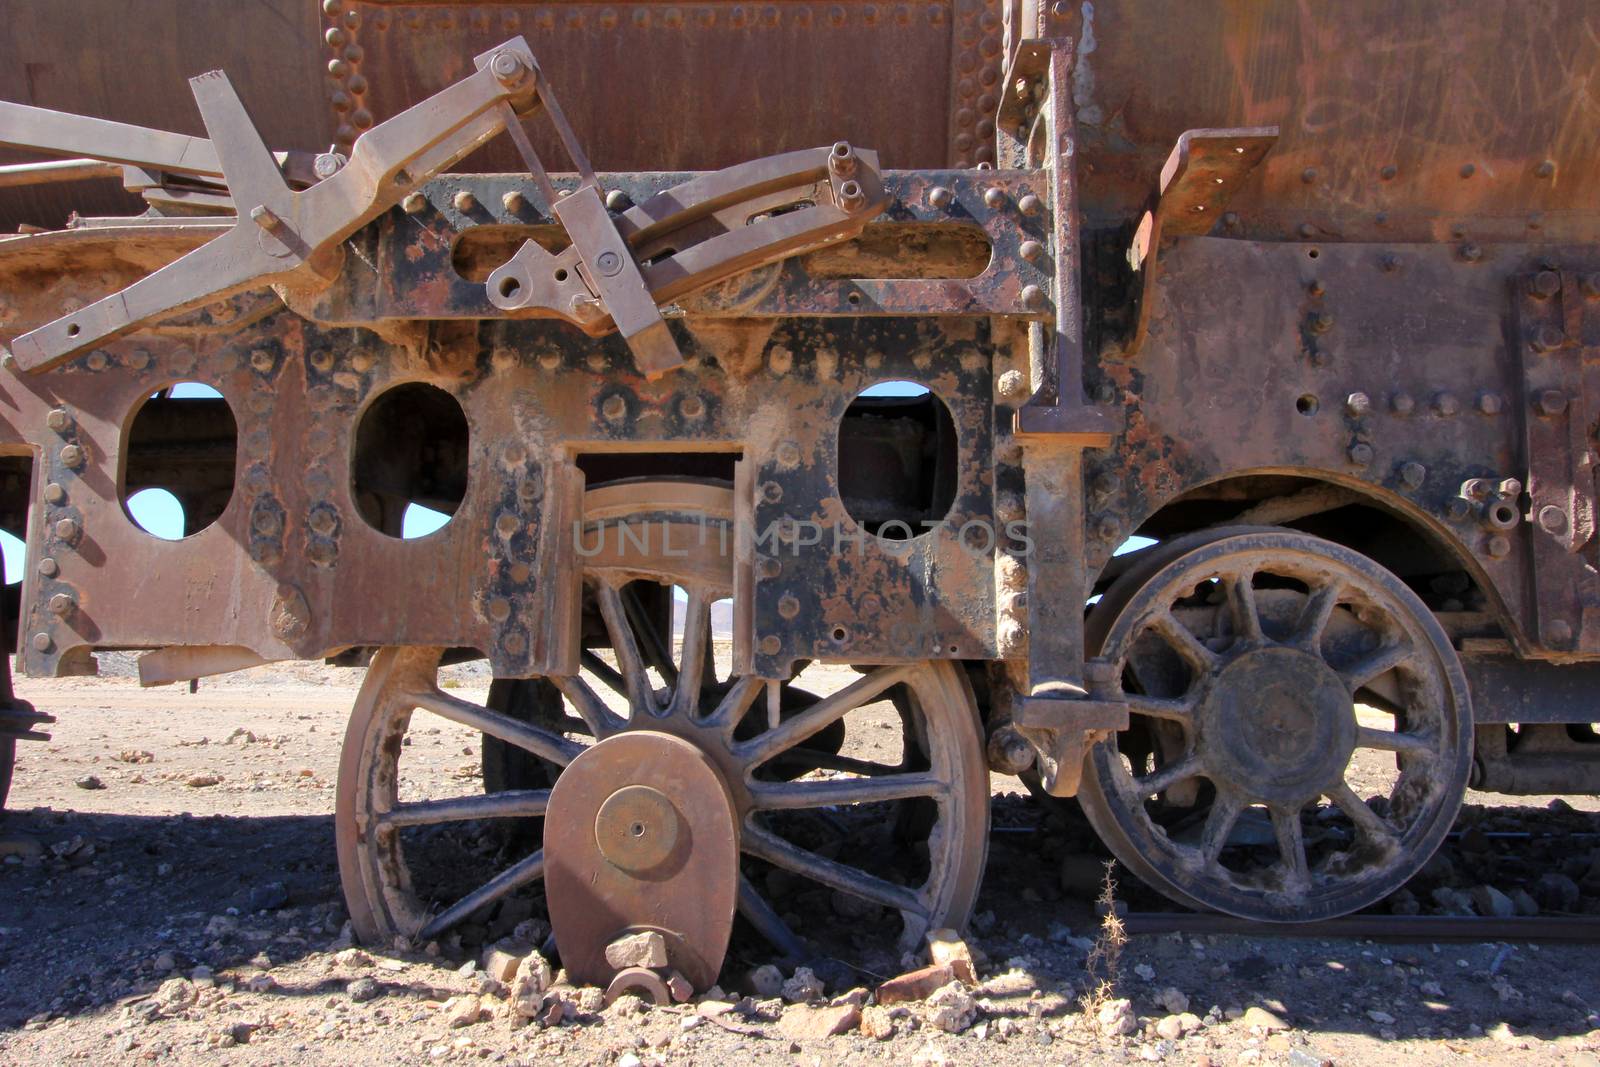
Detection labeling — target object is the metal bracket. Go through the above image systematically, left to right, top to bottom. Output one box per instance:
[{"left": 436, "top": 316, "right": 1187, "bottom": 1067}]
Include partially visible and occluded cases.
[
  {"left": 1127, "top": 127, "right": 1278, "bottom": 353},
  {"left": 1011, "top": 661, "right": 1127, "bottom": 796}
]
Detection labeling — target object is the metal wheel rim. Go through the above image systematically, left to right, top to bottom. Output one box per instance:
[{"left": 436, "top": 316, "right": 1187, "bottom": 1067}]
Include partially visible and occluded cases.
[
  {"left": 336, "top": 481, "right": 988, "bottom": 956},
  {"left": 1078, "top": 528, "right": 1471, "bottom": 922}
]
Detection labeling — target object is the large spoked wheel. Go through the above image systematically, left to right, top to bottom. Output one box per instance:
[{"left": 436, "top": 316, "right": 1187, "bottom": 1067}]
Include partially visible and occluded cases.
[
  {"left": 336, "top": 480, "right": 988, "bottom": 960},
  {"left": 1078, "top": 527, "right": 1471, "bottom": 921}
]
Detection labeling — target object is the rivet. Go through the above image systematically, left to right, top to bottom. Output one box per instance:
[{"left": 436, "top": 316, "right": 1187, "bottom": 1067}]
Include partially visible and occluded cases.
[
  {"left": 1534, "top": 159, "right": 1556, "bottom": 179},
  {"left": 1459, "top": 163, "right": 1476, "bottom": 179},
  {"left": 1380, "top": 165, "right": 1398, "bottom": 180},
  {"left": 1301, "top": 167, "right": 1318, "bottom": 184},
  {"left": 928, "top": 186, "right": 954, "bottom": 210},
  {"left": 983, "top": 187, "right": 1007, "bottom": 210},
  {"left": 604, "top": 188, "right": 632, "bottom": 212},
  {"left": 453, "top": 190, "right": 477, "bottom": 213},
  {"left": 501, "top": 190, "right": 526, "bottom": 213},
  {"left": 402, "top": 192, "right": 427, "bottom": 214},
  {"left": 1017, "top": 193, "right": 1042, "bottom": 215},
  {"left": 1222, "top": 211, "right": 1241, "bottom": 229},
  {"left": 1298, "top": 222, "right": 1317, "bottom": 238},
  {"left": 1019, "top": 240, "right": 1044, "bottom": 262},
  {"left": 1458, "top": 242, "right": 1482, "bottom": 262},
  {"left": 1379, "top": 252, "right": 1401, "bottom": 273},
  {"left": 1308, "top": 279, "right": 1325, "bottom": 297},
  {"left": 1020, "top": 284, "right": 1048, "bottom": 311},
  {"left": 1310, "top": 311, "right": 1335, "bottom": 334},
  {"left": 1533, "top": 325, "right": 1564, "bottom": 353},
  {"left": 250, "top": 349, "right": 275, "bottom": 372},
  {"left": 538, "top": 351, "right": 561, "bottom": 372},
  {"left": 85, "top": 352, "right": 109, "bottom": 372},
  {"left": 996, "top": 369, "right": 1029, "bottom": 404},
  {"left": 1536, "top": 389, "right": 1568, "bottom": 416},
  {"left": 1345, "top": 392, "right": 1370, "bottom": 416},
  {"left": 1391, "top": 392, "right": 1415, "bottom": 415},
  {"left": 1477, "top": 392, "right": 1502, "bottom": 415},
  {"left": 1434, "top": 393, "right": 1459, "bottom": 417},
  {"left": 601, "top": 394, "right": 628, "bottom": 422},
  {"left": 679, "top": 394, "right": 706, "bottom": 420},
  {"left": 45, "top": 408, "right": 70, "bottom": 433},
  {"left": 774, "top": 441, "right": 801, "bottom": 468},
  {"left": 1347, "top": 442, "right": 1374, "bottom": 466},
  {"left": 58, "top": 444, "right": 84, "bottom": 468},
  {"left": 1400, "top": 462, "right": 1427, "bottom": 489},
  {"left": 1092, "top": 472, "right": 1122, "bottom": 498},
  {"left": 760, "top": 481, "right": 783, "bottom": 504},
  {"left": 43, "top": 482, "right": 65, "bottom": 505},
  {"left": 1445, "top": 497, "right": 1471, "bottom": 521},
  {"left": 1539, "top": 505, "right": 1570, "bottom": 535},
  {"left": 309, "top": 507, "right": 338, "bottom": 537},
  {"left": 252, "top": 510, "right": 281, "bottom": 536},
  {"left": 495, "top": 513, "right": 519, "bottom": 537},
  {"left": 1093, "top": 515, "right": 1120, "bottom": 542},
  {"left": 53, "top": 517, "right": 79, "bottom": 541},
  {"left": 1486, "top": 534, "right": 1511, "bottom": 558},
  {"left": 756, "top": 556, "right": 782, "bottom": 579},
  {"left": 37, "top": 557, "right": 58, "bottom": 578},
  {"left": 508, "top": 562, "right": 531, "bottom": 584},
  {"left": 48, "top": 592, "right": 73, "bottom": 615},
  {"left": 777, "top": 594, "right": 800, "bottom": 619},
  {"left": 487, "top": 597, "right": 512, "bottom": 623},
  {"left": 1546, "top": 619, "right": 1573, "bottom": 647},
  {"left": 502, "top": 630, "right": 527, "bottom": 655},
  {"left": 30, "top": 632, "right": 52, "bottom": 653},
  {"left": 758, "top": 635, "right": 782, "bottom": 655}
]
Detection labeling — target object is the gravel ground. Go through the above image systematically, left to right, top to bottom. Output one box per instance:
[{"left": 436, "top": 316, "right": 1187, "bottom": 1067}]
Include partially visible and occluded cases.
[{"left": 1, "top": 660, "right": 1598, "bottom": 1066}]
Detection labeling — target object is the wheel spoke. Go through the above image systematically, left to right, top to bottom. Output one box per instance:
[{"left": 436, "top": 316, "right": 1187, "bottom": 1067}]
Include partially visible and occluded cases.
[
  {"left": 1224, "top": 572, "right": 1263, "bottom": 645},
  {"left": 1294, "top": 581, "right": 1343, "bottom": 649},
  {"left": 596, "top": 582, "right": 659, "bottom": 714},
  {"left": 622, "top": 584, "right": 679, "bottom": 687},
  {"left": 671, "top": 591, "right": 711, "bottom": 717},
  {"left": 1150, "top": 610, "right": 1219, "bottom": 673},
  {"left": 1339, "top": 639, "right": 1413, "bottom": 691},
  {"left": 578, "top": 649, "right": 629, "bottom": 700},
  {"left": 735, "top": 664, "right": 914, "bottom": 767},
  {"left": 551, "top": 673, "right": 625, "bottom": 737},
  {"left": 704, "top": 675, "right": 764, "bottom": 737},
  {"left": 412, "top": 689, "right": 582, "bottom": 766},
  {"left": 1125, "top": 693, "right": 1197, "bottom": 723},
  {"left": 1356, "top": 726, "right": 1433, "bottom": 758},
  {"left": 770, "top": 749, "right": 906, "bottom": 776},
  {"left": 1133, "top": 755, "right": 1201, "bottom": 798},
  {"left": 750, "top": 771, "right": 944, "bottom": 811},
  {"left": 1327, "top": 781, "right": 1398, "bottom": 846},
  {"left": 380, "top": 789, "right": 550, "bottom": 830},
  {"left": 1198, "top": 791, "right": 1246, "bottom": 861},
  {"left": 1271, "top": 808, "right": 1311, "bottom": 892},
  {"left": 742, "top": 823, "right": 925, "bottom": 917},
  {"left": 418, "top": 849, "right": 545, "bottom": 941},
  {"left": 737, "top": 875, "right": 805, "bottom": 960}
]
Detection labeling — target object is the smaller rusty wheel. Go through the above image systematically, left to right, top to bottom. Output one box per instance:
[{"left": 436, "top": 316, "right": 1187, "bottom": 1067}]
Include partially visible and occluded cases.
[{"left": 1078, "top": 528, "right": 1471, "bottom": 921}]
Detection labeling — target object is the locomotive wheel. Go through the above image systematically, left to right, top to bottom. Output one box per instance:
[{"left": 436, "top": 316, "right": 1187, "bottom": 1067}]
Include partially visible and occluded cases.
[
  {"left": 336, "top": 481, "right": 988, "bottom": 959},
  {"left": 1078, "top": 528, "right": 1471, "bottom": 921},
  {"left": 0, "top": 737, "right": 13, "bottom": 810}
]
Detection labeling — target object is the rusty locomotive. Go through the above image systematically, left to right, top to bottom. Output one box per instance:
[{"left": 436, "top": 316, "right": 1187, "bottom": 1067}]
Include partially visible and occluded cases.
[{"left": 0, "top": 0, "right": 1595, "bottom": 991}]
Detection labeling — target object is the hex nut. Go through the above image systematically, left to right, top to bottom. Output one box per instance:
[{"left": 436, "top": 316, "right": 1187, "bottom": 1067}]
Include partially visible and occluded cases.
[
  {"left": 1345, "top": 392, "right": 1370, "bottom": 416},
  {"left": 1477, "top": 393, "right": 1502, "bottom": 415},
  {"left": 45, "top": 408, "right": 70, "bottom": 433},
  {"left": 58, "top": 444, "right": 84, "bottom": 468},
  {"left": 42, "top": 482, "right": 65, "bottom": 505},
  {"left": 53, "top": 518, "right": 80, "bottom": 541},
  {"left": 1486, "top": 534, "right": 1511, "bottom": 558},
  {"left": 37, "top": 557, "right": 58, "bottom": 578},
  {"left": 48, "top": 593, "right": 73, "bottom": 615}
]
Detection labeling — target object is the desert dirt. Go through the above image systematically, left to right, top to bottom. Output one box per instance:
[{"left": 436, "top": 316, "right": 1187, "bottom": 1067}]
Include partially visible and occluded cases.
[{"left": 0, "top": 652, "right": 1598, "bottom": 1066}]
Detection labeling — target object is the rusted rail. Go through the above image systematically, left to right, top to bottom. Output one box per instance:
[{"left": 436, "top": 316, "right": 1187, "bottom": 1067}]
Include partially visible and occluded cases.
[{"left": 1123, "top": 911, "right": 1600, "bottom": 943}]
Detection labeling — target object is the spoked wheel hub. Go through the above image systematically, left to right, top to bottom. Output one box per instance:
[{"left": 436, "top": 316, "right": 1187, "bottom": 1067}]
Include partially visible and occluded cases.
[
  {"left": 335, "top": 479, "right": 988, "bottom": 990},
  {"left": 1196, "top": 646, "right": 1358, "bottom": 811}
]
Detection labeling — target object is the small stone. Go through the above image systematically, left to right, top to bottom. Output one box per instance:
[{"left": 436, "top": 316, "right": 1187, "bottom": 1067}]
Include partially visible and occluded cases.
[
  {"left": 185, "top": 773, "right": 222, "bottom": 788},
  {"left": 1533, "top": 872, "right": 1580, "bottom": 912},
  {"left": 247, "top": 881, "right": 288, "bottom": 912},
  {"left": 1471, "top": 885, "right": 1515, "bottom": 918},
  {"left": 1509, "top": 888, "right": 1539, "bottom": 917},
  {"left": 926, "top": 928, "right": 978, "bottom": 984},
  {"left": 604, "top": 931, "right": 669, "bottom": 970},
  {"left": 481, "top": 939, "right": 531, "bottom": 984},
  {"left": 335, "top": 948, "right": 372, "bottom": 968},
  {"left": 152, "top": 950, "right": 177, "bottom": 972},
  {"left": 511, "top": 952, "right": 554, "bottom": 1017},
  {"left": 747, "top": 963, "right": 784, "bottom": 998},
  {"left": 877, "top": 963, "right": 959, "bottom": 1004},
  {"left": 1133, "top": 963, "right": 1156, "bottom": 981},
  {"left": 782, "top": 966, "right": 826, "bottom": 1003},
  {"left": 666, "top": 972, "right": 694, "bottom": 1003},
  {"left": 244, "top": 974, "right": 275, "bottom": 994},
  {"left": 346, "top": 977, "right": 381, "bottom": 1003},
  {"left": 155, "top": 978, "right": 198, "bottom": 1011},
  {"left": 925, "top": 981, "right": 977, "bottom": 1034},
  {"left": 577, "top": 987, "right": 605, "bottom": 1013},
  {"left": 1155, "top": 987, "right": 1189, "bottom": 1014},
  {"left": 610, "top": 993, "right": 646, "bottom": 1018},
  {"left": 441, "top": 995, "right": 483, "bottom": 1028},
  {"left": 1096, "top": 997, "right": 1136, "bottom": 1037},
  {"left": 697, "top": 999, "right": 734, "bottom": 1018},
  {"left": 778, "top": 1003, "right": 862, "bottom": 1040},
  {"left": 861, "top": 1005, "right": 896, "bottom": 1040},
  {"left": 1241, "top": 1005, "right": 1288, "bottom": 1033},
  {"left": 1368, "top": 1009, "right": 1396, "bottom": 1025},
  {"left": 1157, "top": 1014, "right": 1185, "bottom": 1041},
  {"left": 1287, "top": 1049, "right": 1332, "bottom": 1067},
  {"left": 616, "top": 1055, "right": 643, "bottom": 1067}
]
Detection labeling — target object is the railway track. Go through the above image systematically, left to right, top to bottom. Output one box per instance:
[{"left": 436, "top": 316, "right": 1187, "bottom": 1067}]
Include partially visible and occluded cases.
[{"left": 1122, "top": 911, "right": 1600, "bottom": 943}]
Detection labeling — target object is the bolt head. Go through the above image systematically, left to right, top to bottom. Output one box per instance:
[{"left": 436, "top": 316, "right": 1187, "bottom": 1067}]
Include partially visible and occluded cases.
[
  {"left": 489, "top": 50, "right": 527, "bottom": 83},
  {"left": 313, "top": 152, "right": 346, "bottom": 179},
  {"left": 927, "top": 186, "right": 954, "bottom": 210},
  {"left": 983, "top": 187, "right": 1007, "bottom": 210},
  {"left": 604, "top": 189, "right": 632, "bottom": 212},
  {"left": 452, "top": 190, "right": 477, "bottom": 213},
  {"left": 502, "top": 190, "right": 527, "bottom": 213},
  {"left": 402, "top": 192, "right": 427, "bottom": 214},
  {"left": 1017, "top": 193, "right": 1042, "bottom": 216},
  {"left": 1019, "top": 239, "right": 1045, "bottom": 262},
  {"left": 1458, "top": 242, "right": 1482, "bottom": 262},
  {"left": 1531, "top": 270, "right": 1561, "bottom": 298},
  {"left": 1019, "top": 284, "right": 1048, "bottom": 312},
  {"left": 1311, "top": 311, "right": 1335, "bottom": 334},
  {"left": 250, "top": 349, "right": 275, "bottom": 372},
  {"left": 1536, "top": 389, "right": 1568, "bottom": 416},
  {"left": 1344, "top": 392, "right": 1370, "bottom": 416},
  {"left": 1390, "top": 392, "right": 1415, "bottom": 415},
  {"left": 1477, "top": 392, "right": 1502, "bottom": 415},
  {"left": 1434, "top": 393, "right": 1460, "bottom": 417},
  {"left": 601, "top": 394, "right": 628, "bottom": 421},
  {"left": 679, "top": 394, "right": 706, "bottom": 420},
  {"left": 45, "top": 408, "right": 70, "bottom": 433},
  {"left": 1347, "top": 442, "right": 1374, "bottom": 466},
  {"left": 58, "top": 444, "right": 84, "bottom": 468},
  {"left": 1400, "top": 461, "right": 1427, "bottom": 489},
  {"left": 42, "top": 482, "right": 65, "bottom": 505},
  {"left": 1445, "top": 497, "right": 1471, "bottom": 521},
  {"left": 53, "top": 518, "right": 79, "bottom": 541},
  {"left": 1486, "top": 534, "right": 1511, "bottom": 558},
  {"left": 755, "top": 556, "right": 781, "bottom": 579},
  {"left": 37, "top": 557, "right": 57, "bottom": 578},
  {"left": 48, "top": 593, "right": 73, "bottom": 615},
  {"left": 777, "top": 594, "right": 800, "bottom": 619},
  {"left": 487, "top": 597, "right": 512, "bottom": 623},
  {"left": 30, "top": 632, "right": 51, "bottom": 653},
  {"left": 758, "top": 635, "right": 781, "bottom": 656}
]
